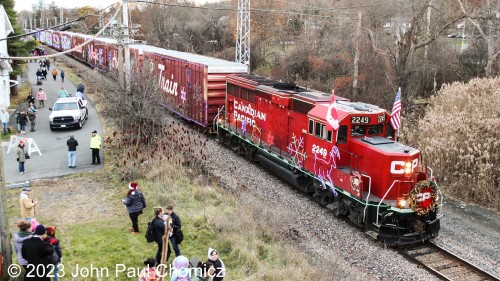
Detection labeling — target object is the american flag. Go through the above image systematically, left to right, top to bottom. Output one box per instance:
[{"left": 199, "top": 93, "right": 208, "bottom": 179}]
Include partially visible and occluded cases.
[{"left": 390, "top": 87, "right": 402, "bottom": 130}]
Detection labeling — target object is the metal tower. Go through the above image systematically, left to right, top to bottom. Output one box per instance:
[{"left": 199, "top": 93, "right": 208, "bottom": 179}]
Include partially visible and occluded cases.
[{"left": 235, "top": 0, "right": 250, "bottom": 68}]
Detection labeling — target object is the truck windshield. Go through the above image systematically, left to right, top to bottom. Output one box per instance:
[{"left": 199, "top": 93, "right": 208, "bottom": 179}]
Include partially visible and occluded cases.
[{"left": 53, "top": 102, "right": 78, "bottom": 111}]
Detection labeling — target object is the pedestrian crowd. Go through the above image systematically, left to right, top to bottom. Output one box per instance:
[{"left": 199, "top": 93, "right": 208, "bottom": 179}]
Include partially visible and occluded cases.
[
  {"left": 1, "top": 61, "right": 100, "bottom": 173},
  {"left": 123, "top": 182, "right": 226, "bottom": 281},
  {"left": 15, "top": 186, "right": 63, "bottom": 281}
]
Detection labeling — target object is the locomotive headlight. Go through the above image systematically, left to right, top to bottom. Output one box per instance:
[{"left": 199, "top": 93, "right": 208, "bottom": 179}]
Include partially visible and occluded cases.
[
  {"left": 404, "top": 162, "right": 412, "bottom": 174},
  {"left": 397, "top": 198, "right": 407, "bottom": 208}
]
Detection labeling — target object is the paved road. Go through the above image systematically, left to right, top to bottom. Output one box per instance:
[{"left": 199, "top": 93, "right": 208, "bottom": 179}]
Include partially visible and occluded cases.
[{"left": 2, "top": 59, "right": 103, "bottom": 185}]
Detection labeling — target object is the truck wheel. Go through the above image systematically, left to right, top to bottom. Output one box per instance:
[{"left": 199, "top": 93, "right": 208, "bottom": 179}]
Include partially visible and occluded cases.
[
  {"left": 78, "top": 119, "right": 83, "bottom": 129},
  {"left": 50, "top": 126, "right": 55, "bottom": 131}
]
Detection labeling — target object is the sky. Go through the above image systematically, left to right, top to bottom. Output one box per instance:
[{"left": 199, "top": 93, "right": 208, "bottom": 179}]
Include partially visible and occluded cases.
[{"left": 14, "top": 0, "right": 221, "bottom": 12}]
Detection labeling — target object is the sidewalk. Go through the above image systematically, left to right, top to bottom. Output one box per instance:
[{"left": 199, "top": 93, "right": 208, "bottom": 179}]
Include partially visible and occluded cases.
[{"left": 2, "top": 57, "right": 104, "bottom": 185}]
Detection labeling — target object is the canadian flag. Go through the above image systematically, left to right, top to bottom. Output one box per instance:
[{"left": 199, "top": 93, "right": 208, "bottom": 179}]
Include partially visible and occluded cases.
[{"left": 326, "top": 91, "right": 339, "bottom": 131}]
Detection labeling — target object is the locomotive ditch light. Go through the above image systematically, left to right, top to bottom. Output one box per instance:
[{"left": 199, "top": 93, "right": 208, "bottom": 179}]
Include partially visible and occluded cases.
[
  {"left": 404, "top": 162, "right": 412, "bottom": 174},
  {"left": 397, "top": 198, "right": 407, "bottom": 208}
]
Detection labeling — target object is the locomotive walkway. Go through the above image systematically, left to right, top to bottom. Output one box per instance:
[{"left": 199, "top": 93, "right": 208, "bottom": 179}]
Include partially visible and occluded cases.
[{"left": 1, "top": 59, "right": 104, "bottom": 185}]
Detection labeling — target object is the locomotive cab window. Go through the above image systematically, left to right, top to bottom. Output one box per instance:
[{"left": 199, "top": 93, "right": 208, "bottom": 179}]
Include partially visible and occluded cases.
[
  {"left": 309, "top": 119, "right": 333, "bottom": 142},
  {"left": 386, "top": 122, "right": 395, "bottom": 138},
  {"left": 367, "top": 124, "right": 383, "bottom": 135},
  {"left": 337, "top": 125, "right": 348, "bottom": 144},
  {"left": 351, "top": 125, "right": 366, "bottom": 136}
]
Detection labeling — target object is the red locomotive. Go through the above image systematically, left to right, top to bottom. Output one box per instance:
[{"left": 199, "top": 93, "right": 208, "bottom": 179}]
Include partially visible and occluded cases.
[{"left": 37, "top": 30, "right": 442, "bottom": 245}]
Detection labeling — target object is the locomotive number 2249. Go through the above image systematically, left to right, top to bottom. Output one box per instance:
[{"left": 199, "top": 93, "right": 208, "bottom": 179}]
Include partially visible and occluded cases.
[{"left": 312, "top": 144, "right": 328, "bottom": 157}]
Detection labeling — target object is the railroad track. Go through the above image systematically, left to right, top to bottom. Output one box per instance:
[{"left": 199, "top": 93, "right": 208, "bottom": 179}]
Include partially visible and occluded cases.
[{"left": 399, "top": 241, "right": 500, "bottom": 281}]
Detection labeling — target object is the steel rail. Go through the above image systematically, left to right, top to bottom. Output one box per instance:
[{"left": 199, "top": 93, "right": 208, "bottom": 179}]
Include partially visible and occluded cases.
[{"left": 399, "top": 241, "right": 500, "bottom": 281}]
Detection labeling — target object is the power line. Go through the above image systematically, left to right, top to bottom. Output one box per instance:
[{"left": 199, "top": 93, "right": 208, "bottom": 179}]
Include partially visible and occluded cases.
[
  {"left": 130, "top": 0, "right": 355, "bottom": 20},
  {"left": 0, "top": 2, "right": 119, "bottom": 42},
  {"left": 2, "top": 2, "right": 122, "bottom": 60}
]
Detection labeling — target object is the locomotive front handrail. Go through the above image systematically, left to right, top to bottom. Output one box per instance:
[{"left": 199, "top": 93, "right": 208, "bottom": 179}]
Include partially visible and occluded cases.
[
  {"left": 362, "top": 174, "right": 372, "bottom": 222},
  {"left": 374, "top": 179, "right": 413, "bottom": 227}
]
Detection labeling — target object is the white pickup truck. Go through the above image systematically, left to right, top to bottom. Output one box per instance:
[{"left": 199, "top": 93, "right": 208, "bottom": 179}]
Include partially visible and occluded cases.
[{"left": 49, "top": 97, "right": 89, "bottom": 130}]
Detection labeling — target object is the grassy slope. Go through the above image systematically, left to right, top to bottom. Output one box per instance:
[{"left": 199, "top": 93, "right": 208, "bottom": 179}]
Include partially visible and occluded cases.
[{"left": 5, "top": 56, "right": 337, "bottom": 280}]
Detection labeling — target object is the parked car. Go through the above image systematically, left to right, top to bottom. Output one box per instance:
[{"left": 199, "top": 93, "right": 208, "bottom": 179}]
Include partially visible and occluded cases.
[{"left": 49, "top": 97, "right": 88, "bottom": 130}]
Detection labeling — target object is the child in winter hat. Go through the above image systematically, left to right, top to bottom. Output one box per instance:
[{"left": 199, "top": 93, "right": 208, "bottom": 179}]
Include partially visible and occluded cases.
[{"left": 207, "top": 248, "right": 226, "bottom": 281}]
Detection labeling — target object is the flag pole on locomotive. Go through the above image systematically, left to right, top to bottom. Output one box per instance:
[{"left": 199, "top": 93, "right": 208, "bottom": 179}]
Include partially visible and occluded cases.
[{"left": 390, "top": 87, "right": 402, "bottom": 142}]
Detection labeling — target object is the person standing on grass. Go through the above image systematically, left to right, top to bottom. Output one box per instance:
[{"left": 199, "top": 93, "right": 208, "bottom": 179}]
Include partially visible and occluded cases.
[
  {"left": 51, "top": 68, "right": 58, "bottom": 81},
  {"left": 60, "top": 70, "right": 65, "bottom": 82},
  {"left": 36, "top": 88, "right": 47, "bottom": 108},
  {"left": 1, "top": 108, "right": 9, "bottom": 135},
  {"left": 90, "top": 130, "right": 101, "bottom": 164},
  {"left": 67, "top": 134, "right": 78, "bottom": 168},
  {"left": 122, "top": 182, "right": 146, "bottom": 234},
  {"left": 20, "top": 186, "right": 37, "bottom": 221},
  {"left": 166, "top": 205, "right": 182, "bottom": 258},
  {"left": 152, "top": 207, "right": 172, "bottom": 265},
  {"left": 13, "top": 220, "right": 33, "bottom": 273},
  {"left": 21, "top": 225, "right": 54, "bottom": 281},
  {"left": 44, "top": 226, "right": 63, "bottom": 281},
  {"left": 207, "top": 248, "right": 225, "bottom": 281},
  {"left": 139, "top": 258, "right": 160, "bottom": 281}
]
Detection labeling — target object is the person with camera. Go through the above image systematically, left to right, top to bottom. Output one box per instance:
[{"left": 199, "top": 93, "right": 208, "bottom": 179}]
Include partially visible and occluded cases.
[{"left": 20, "top": 186, "right": 37, "bottom": 220}]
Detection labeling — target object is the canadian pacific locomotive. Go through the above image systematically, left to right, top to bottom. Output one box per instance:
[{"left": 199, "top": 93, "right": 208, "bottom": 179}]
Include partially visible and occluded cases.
[{"left": 37, "top": 29, "right": 443, "bottom": 245}]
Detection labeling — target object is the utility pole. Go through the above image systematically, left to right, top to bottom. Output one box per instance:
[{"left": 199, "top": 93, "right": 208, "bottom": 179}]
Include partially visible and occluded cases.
[
  {"left": 122, "top": 0, "right": 131, "bottom": 92},
  {"left": 235, "top": 0, "right": 250, "bottom": 68},
  {"left": 60, "top": 8, "right": 63, "bottom": 27},
  {"left": 352, "top": 11, "right": 362, "bottom": 97},
  {"left": 30, "top": 17, "right": 32, "bottom": 31},
  {"left": 54, "top": 17, "right": 58, "bottom": 27},
  {"left": 0, "top": 153, "right": 13, "bottom": 281}
]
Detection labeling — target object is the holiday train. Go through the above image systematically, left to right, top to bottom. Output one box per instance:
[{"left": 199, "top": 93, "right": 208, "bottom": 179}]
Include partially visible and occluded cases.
[{"left": 37, "top": 29, "right": 442, "bottom": 246}]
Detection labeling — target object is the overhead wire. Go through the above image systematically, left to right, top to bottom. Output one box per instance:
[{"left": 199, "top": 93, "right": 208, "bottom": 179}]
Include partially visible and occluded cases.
[
  {"left": 0, "top": 2, "right": 119, "bottom": 42},
  {"left": 2, "top": 2, "right": 122, "bottom": 60}
]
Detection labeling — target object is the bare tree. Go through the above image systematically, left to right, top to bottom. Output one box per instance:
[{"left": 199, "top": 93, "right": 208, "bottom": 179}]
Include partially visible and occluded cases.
[{"left": 458, "top": 0, "right": 500, "bottom": 77}]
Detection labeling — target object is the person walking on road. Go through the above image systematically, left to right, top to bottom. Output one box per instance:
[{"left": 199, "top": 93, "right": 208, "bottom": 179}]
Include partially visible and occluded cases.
[
  {"left": 51, "top": 69, "right": 58, "bottom": 81},
  {"left": 60, "top": 70, "right": 65, "bottom": 82},
  {"left": 77, "top": 82, "right": 85, "bottom": 93},
  {"left": 58, "top": 86, "right": 69, "bottom": 98},
  {"left": 36, "top": 88, "right": 47, "bottom": 108},
  {"left": 26, "top": 92, "right": 35, "bottom": 105},
  {"left": 27, "top": 103, "right": 37, "bottom": 132},
  {"left": 1, "top": 108, "right": 10, "bottom": 135},
  {"left": 17, "top": 111, "right": 28, "bottom": 135},
  {"left": 90, "top": 130, "right": 101, "bottom": 165},
  {"left": 67, "top": 134, "right": 78, "bottom": 168},
  {"left": 17, "top": 141, "right": 27, "bottom": 174}
]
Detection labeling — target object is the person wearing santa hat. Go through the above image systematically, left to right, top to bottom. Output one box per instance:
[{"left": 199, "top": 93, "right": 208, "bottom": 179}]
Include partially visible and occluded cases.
[{"left": 122, "top": 182, "right": 146, "bottom": 234}]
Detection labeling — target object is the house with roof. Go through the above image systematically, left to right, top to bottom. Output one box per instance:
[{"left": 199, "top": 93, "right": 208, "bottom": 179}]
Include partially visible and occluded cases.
[{"left": 0, "top": 4, "right": 14, "bottom": 108}]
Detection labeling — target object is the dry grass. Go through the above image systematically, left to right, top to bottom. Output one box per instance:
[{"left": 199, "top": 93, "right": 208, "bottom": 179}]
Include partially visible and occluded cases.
[{"left": 401, "top": 77, "right": 500, "bottom": 211}]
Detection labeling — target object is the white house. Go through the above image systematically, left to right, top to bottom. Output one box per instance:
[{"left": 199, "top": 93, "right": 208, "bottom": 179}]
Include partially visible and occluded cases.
[{"left": 0, "top": 5, "right": 14, "bottom": 108}]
